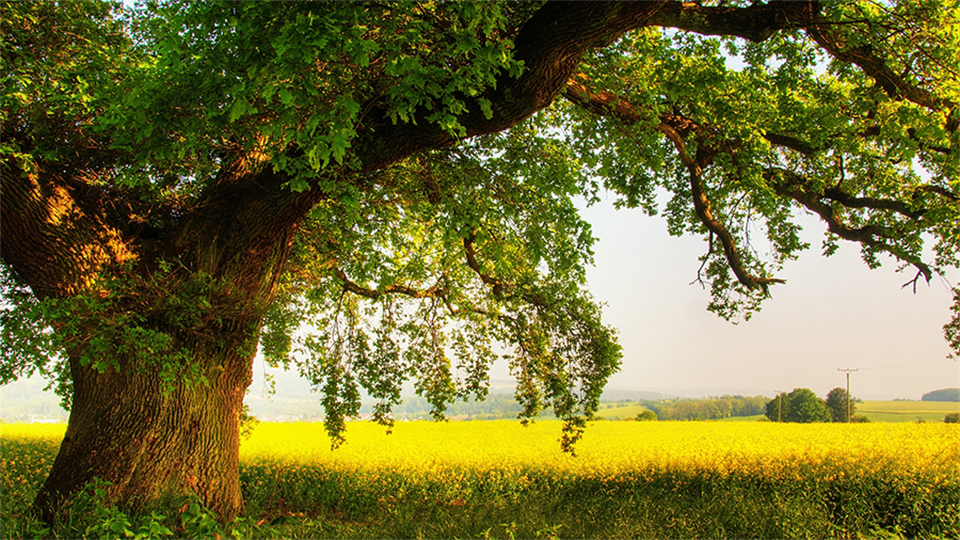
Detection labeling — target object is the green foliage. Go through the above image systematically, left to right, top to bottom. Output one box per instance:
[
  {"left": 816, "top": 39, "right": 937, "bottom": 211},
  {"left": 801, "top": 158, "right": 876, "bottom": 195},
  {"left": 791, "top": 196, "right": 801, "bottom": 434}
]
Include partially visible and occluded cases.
[
  {"left": 0, "top": 0, "right": 133, "bottom": 171},
  {"left": 108, "top": 1, "right": 524, "bottom": 183},
  {"left": 561, "top": 7, "right": 959, "bottom": 322},
  {"left": 258, "top": 124, "right": 621, "bottom": 447},
  {"left": 1, "top": 261, "right": 257, "bottom": 399},
  {"left": 0, "top": 268, "right": 64, "bottom": 391},
  {"left": 826, "top": 387, "right": 857, "bottom": 423},
  {"left": 788, "top": 388, "right": 831, "bottom": 423},
  {"left": 922, "top": 388, "right": 960, "bottom": 402},
  {"left": 766, "top": 389, "right": 832, "bottom": 423},
  {"left": 639, "top": 395, "right": 767, "bottom": 421},
  {"left": 635, "top": 410, "right": 658, "bottom": 422},
  {"left": 945, "top": 412, "right": 959, "bottom": 423},
  {"left": 30, "top": 478, "right": 246, "bottom": 540}
]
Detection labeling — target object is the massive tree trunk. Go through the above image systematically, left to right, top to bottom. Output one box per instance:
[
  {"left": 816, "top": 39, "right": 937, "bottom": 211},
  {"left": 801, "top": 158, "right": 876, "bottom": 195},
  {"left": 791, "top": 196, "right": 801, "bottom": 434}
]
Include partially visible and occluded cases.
[
  {"left": 2, "top": 158, "right": 296, "bottom": 522},
  {"left": 34, "top": 331, "right": 256, "bottom": 523}
]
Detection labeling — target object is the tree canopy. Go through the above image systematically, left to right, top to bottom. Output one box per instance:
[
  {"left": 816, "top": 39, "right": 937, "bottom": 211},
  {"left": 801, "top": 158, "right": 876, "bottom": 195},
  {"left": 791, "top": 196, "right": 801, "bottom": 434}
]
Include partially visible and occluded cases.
[
  {"left": 2, "top": 0, "right": 959, "bottom": 521},
  {"left": 826, "top": 386, "right": 857, "bottom": 422},
  {"left": 922, "top": 388, "right": 960, "bottom": 402}
]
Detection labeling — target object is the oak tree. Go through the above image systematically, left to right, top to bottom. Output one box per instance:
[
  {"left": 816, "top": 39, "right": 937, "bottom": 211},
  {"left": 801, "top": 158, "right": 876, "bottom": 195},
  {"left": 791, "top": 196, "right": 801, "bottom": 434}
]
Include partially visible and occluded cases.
[{"left": 2, "top": 0, "right": 958, "bottom": 522}]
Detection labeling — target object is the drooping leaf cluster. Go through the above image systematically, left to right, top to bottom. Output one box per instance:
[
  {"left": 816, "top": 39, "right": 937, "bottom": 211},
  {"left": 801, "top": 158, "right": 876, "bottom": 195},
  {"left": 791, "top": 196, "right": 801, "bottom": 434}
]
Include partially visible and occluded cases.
[
  {"left": 557, "top": 11, "right": 958, "bottom": 321},
  {"left": 260, "top": 123, "right": 620, "bottom": 447}
]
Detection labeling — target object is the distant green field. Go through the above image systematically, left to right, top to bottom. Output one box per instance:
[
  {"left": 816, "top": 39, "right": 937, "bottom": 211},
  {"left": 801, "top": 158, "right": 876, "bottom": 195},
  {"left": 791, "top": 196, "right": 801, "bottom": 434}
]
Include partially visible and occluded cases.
[
  {"left": 594, "top": 400, "right": 959, "bottom": 422},
  {"left": 858, "top": 401, "right": 959, "bottom": 423},
  {"left": 594, "top": 403, "right": 652, "bottom": 419},
  {"left": 718, "top": 414, "right": 766, "bottom": 422}
]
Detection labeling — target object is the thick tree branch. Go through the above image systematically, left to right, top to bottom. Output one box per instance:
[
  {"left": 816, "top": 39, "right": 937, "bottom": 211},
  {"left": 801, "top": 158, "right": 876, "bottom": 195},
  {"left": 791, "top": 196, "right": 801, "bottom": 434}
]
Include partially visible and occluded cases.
[
  {"left": 647, "top": 0, "right": 820, "bottom": 43},
  {"left": 352, "top": 1, "right": 669, "bottom": 173},
  {"left": 171, "top": 2, "right": 674, "bottom": 291},
  {"left": 805, "top": 24, "right": 951, "bottom": 117},
  {"left": 564, "top": 79, "right": 949, "bottom": 289},
  {"left": 563, "top": 80, "right": 785, "bottom": 291},
  {"left": 660, "top": 123, "right": 786, "bottom": 292},
  {"left": 763, "top": 133, "right": 819, "bottom": 156},
  {"left": 0, "top": 160, "right": 136, "bottom": 297},
  {"left": 766, "top": 168, "right": 933, "bottom": 282},
  {"left": 822, "top": 185, "right": 925, "bottom": 220},
  {"left": 916, "top": 185, "right": 959, "bottom": 202},
  {"left": 463, "top": 231, "right": 512, "bottom": 298},
  {"left": 332, "top": 250, "right": 498, "bottom": 318},
  {"left": 333, "top": 267, "right": 444, "bottom": 300}
]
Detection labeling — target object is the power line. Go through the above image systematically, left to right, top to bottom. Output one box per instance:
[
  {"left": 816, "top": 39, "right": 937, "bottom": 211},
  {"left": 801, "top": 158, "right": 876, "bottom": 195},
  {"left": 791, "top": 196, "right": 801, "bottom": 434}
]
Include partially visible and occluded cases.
[{"left": 858, "top": 356, "right": 955, "bottom": 371}]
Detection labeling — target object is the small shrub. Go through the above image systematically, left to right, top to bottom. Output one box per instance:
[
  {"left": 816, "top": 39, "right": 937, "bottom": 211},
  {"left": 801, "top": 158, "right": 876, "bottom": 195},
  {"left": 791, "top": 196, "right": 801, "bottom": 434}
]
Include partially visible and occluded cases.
[{"left": 945, "top": 412, "right": 959, "bottom": 424}]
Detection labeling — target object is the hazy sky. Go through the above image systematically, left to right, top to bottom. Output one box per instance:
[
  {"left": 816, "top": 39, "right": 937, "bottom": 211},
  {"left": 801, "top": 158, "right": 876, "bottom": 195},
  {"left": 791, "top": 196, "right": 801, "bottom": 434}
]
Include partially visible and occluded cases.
[{"left": 569, "top": 197, "right": 958, "bottom": 401}]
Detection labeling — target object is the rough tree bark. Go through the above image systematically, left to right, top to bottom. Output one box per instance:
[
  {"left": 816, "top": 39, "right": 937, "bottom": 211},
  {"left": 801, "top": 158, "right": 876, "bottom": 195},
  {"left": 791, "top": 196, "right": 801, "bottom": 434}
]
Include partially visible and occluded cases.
[
  {"left": 2, "top": 156, "right": 300, "bottom": 521},
  {"left": 34, "top": 333, "right": 257, "bottom": 522}
]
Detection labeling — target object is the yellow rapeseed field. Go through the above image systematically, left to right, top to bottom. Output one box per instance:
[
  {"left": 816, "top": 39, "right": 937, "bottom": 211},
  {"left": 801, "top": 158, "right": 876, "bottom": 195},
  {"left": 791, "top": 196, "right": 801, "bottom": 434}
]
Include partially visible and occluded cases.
[
  {"left": 3, "top": 420, "right": 958, "bottom": 538},
  {"left": 4, "top": 420, "right": 957, "bottom": 483},
  {"left": 242, "top": 420, "right": 958, "bottom": 481}
]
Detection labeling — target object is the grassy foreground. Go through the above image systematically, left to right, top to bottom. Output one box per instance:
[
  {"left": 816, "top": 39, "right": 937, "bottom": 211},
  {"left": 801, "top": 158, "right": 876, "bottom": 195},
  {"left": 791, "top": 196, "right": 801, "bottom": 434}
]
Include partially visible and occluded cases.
[{"left": 2, "top": 420, "right": 958, "bottom": 539}]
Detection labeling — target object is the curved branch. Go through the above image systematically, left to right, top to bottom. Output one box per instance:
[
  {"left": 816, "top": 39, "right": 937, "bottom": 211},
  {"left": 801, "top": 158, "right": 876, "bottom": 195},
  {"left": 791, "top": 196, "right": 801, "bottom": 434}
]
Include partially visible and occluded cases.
[
  {"left": 646, "top": 0, "right": 820, "bottom": 43},
  {"left": 353, "top": 1, "right": 670, "bottom": 173},
  {"left": 805, "top": 23, "right": 954, "bottom": 123},
  {"left": 563, "top": 80, "right": 785, "bottom": 291},
  {"left": 660, "top": 124, "right": 786, "bottom": 292},
  {"left": 763, "top": 133, "right": 819, "bottom": 156},
  {"left": 766, "top": 168, "right": 933, "bottom": 282},
  {"left": 822, "top": 185, "right": 925, "bottom": 219},
  {"left": 916, "top": 185, "right": 959, "bottom": 202},
  {"left": 463, "top": 231, "right": 512, "bottom": 298},
  {"left": 333, "top": 267, "right": 444, "bottom": 300}
]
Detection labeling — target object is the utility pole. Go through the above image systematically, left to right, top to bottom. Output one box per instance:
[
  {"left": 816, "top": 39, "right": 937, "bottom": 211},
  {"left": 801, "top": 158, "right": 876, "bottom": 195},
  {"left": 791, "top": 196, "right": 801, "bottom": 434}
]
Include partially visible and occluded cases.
[
  {"left": 838, "top": 368, "right": 858, "bottom": 423},
  {"left": 774, "top": 390, "right": 784, "bottom": 422}
]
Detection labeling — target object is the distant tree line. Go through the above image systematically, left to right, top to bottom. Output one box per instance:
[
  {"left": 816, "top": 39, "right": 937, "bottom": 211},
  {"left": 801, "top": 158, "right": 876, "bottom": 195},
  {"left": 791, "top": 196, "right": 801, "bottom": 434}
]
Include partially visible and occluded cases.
[
  {"left": 765, "top": 387, "right": 866, "bottom": 423},
  {"left": 922, "top": 388, "right": 960, "bottom": 402},
  {"left": 361, "top": 394, "right": 530, "bottom": 420},
  {"left": 638, "top": 395, "right": 768, "bottom": 421}
]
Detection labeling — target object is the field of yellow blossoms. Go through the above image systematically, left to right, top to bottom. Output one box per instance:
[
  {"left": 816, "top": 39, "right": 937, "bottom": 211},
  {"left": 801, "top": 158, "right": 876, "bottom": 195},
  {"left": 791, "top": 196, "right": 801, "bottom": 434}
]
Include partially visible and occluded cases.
[{"left": 2, "top": 420, "right": 958, "bottom": 539}]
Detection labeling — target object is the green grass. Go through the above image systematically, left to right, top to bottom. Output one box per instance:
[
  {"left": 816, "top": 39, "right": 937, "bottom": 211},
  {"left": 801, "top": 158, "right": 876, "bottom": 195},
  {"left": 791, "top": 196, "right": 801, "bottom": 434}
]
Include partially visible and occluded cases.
[
  {"left": 857, "top": 400, "right": 959, "bottom": 422},
  {"left": 593, "top": 403, "right": 651, "bottom": 419},
  {"left": 716, "top": 414, "right": 766, "bottom": 422}
]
